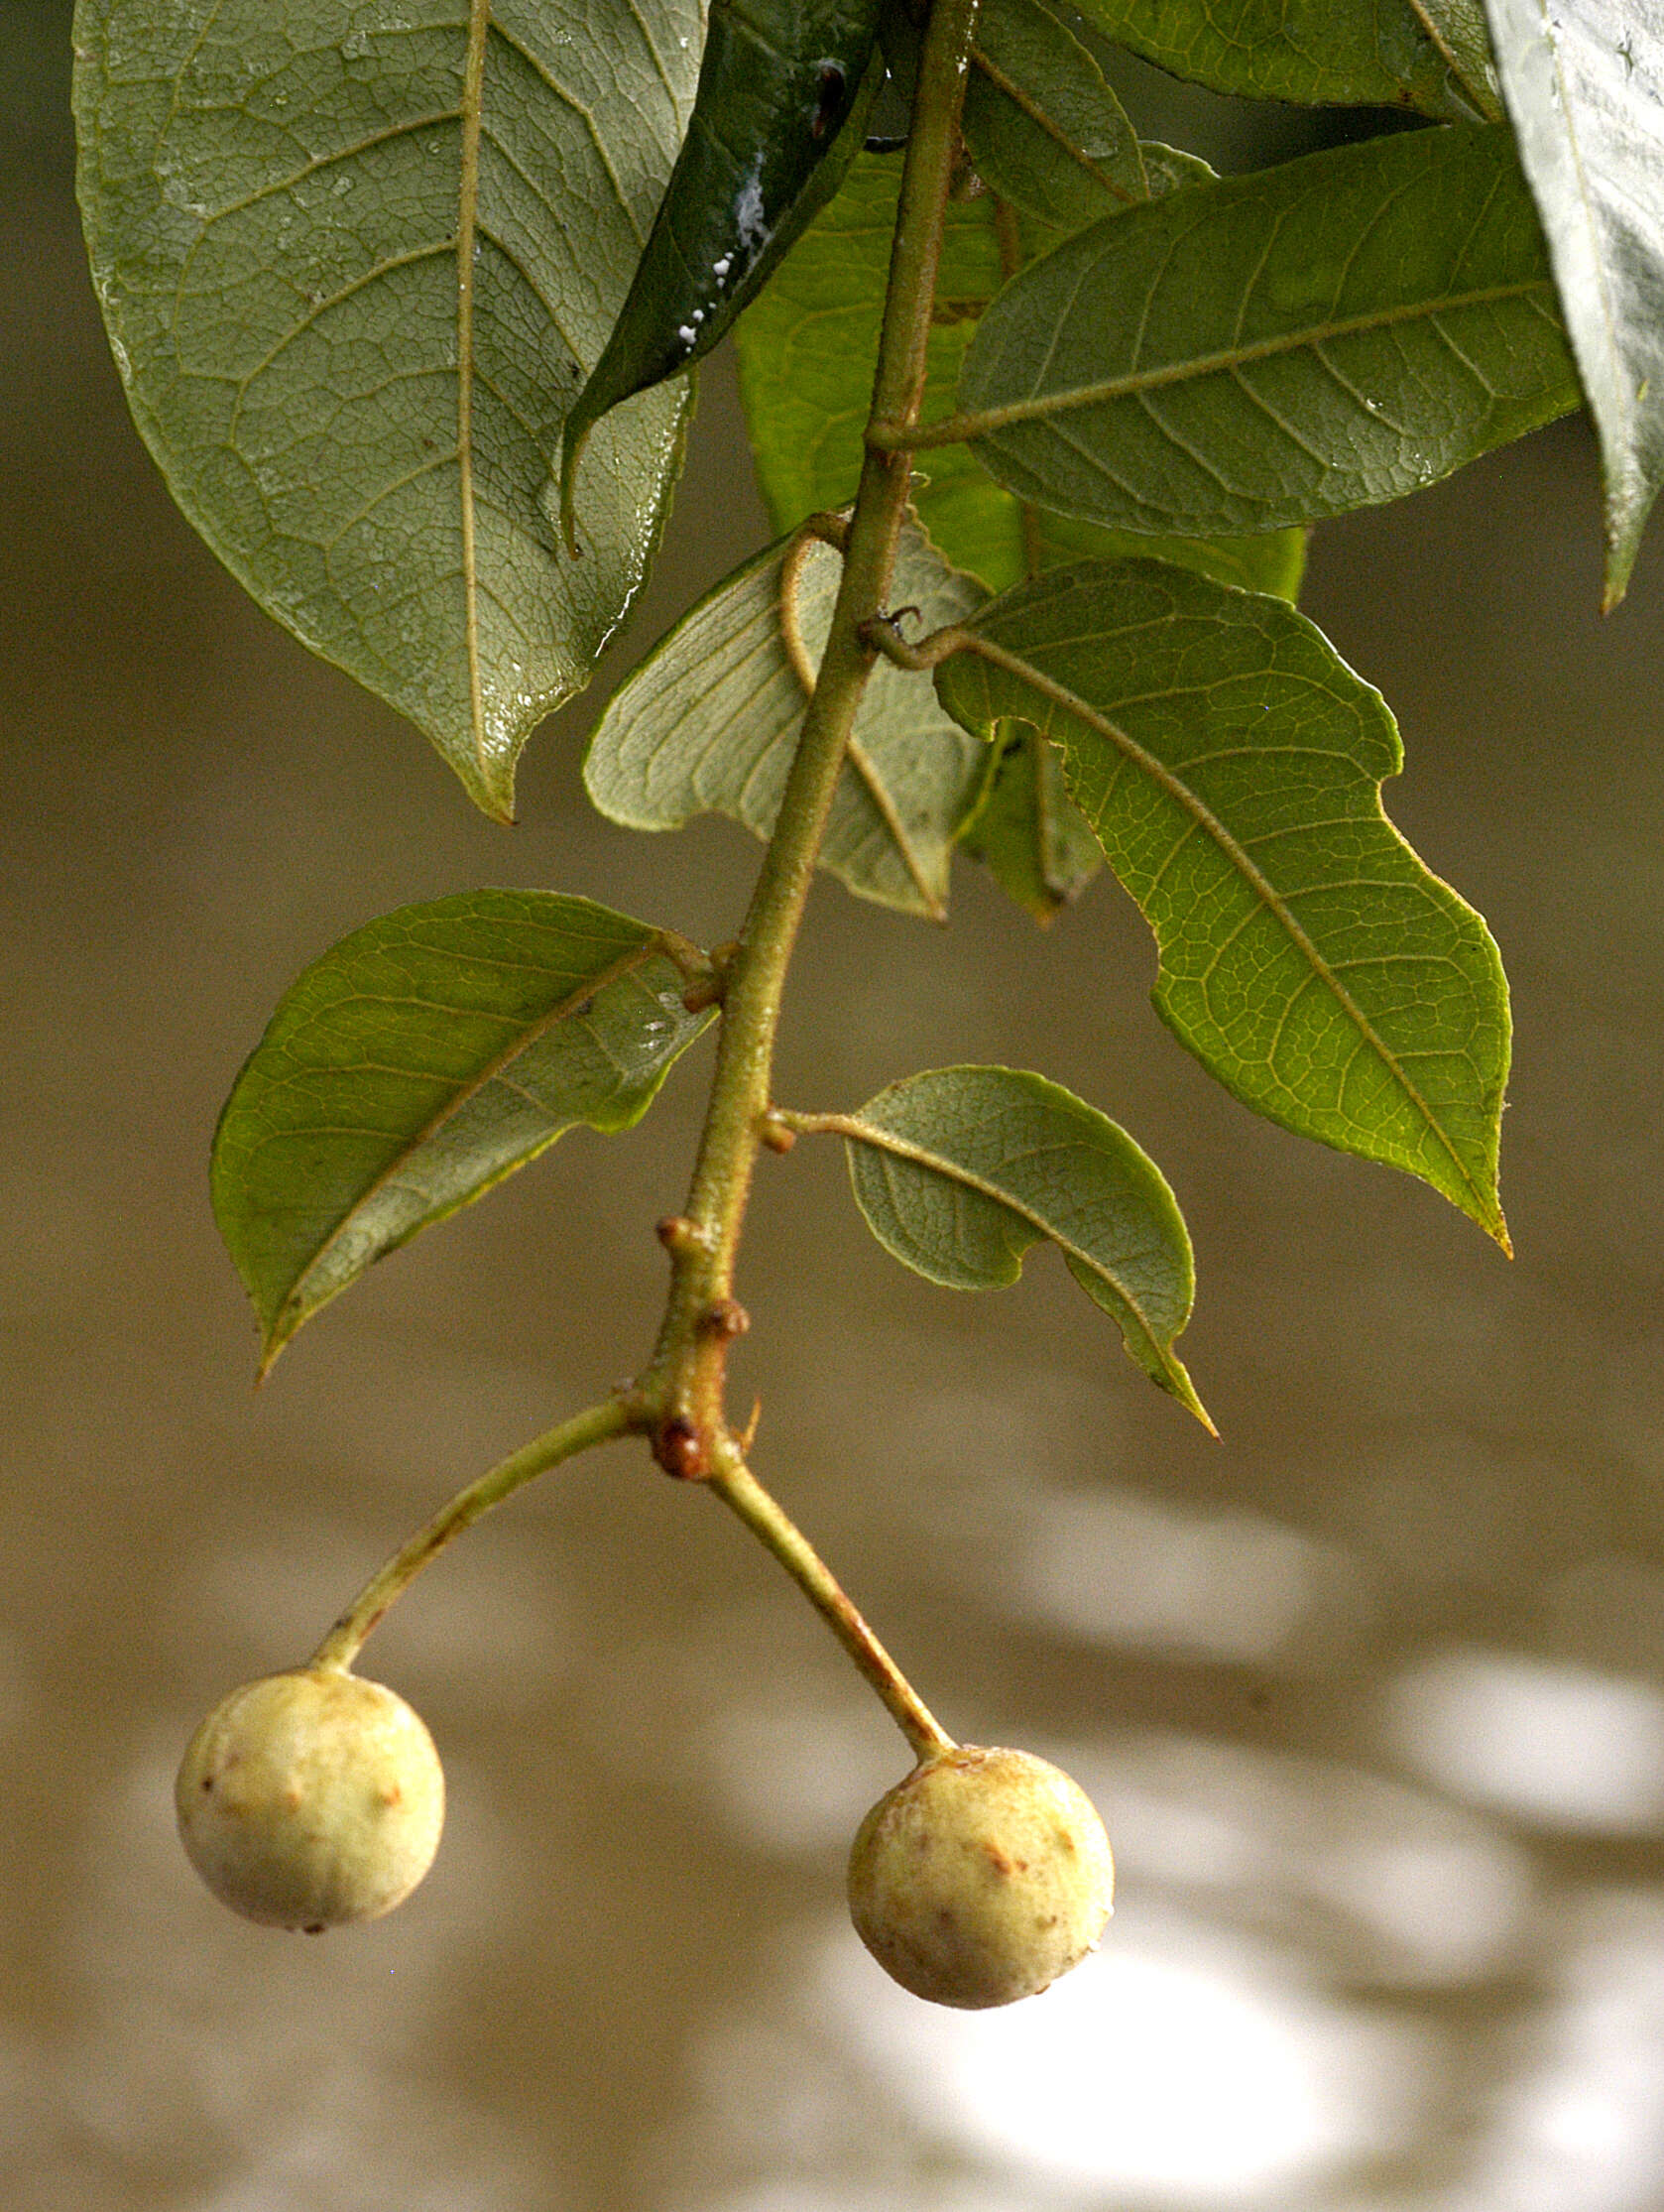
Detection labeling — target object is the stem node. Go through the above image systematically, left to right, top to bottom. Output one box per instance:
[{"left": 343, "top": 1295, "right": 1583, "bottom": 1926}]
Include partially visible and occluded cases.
[
  {"left": 760, "top": 1113, "right": 797, "bottom": 1155},
  {"left": 655, "top": 1214, "right": 712, "bottom": 1257},
  {"left": 697, "top": 1296, "right": 750, "bottom": 1342},
  {"left": 653, "top": 1413, "right": 707, "bottom": 1481}
]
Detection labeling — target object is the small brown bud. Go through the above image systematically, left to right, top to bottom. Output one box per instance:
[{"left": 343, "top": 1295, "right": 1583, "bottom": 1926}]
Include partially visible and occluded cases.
[{"left": 654, "top": 1413, "right": 705, "bottom": 1480}]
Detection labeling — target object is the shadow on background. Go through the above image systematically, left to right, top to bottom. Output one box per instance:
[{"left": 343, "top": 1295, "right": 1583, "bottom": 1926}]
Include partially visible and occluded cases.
[{"left": 5, "top": 5, "right": 1664, "bottom": 2207}]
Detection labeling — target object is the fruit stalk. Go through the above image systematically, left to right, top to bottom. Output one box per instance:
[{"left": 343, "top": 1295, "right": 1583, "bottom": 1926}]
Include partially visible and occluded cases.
[
  {"left": 308, "top": 1394, "right": 636, "bottom": 1671},
  {"left": 711, "top": 1458, "right": 955, "bottom": 1761}
]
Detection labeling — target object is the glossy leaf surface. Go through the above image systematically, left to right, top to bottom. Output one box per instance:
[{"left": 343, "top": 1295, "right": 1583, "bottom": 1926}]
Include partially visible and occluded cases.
[
  {"left": 72, "top": 0, "right": 699, "bottom": 819},
  {"left": 560, "top": 0, "right": 883, "bottom": 546},
  {"left": 1074, "top": 0, "right": 1500, "bottom": 119},
  {"left": 1485, "top": 0, "right": 1664, "bottom": 602},
  {"left": 956, "top": 124, "right": 1581, "bottom": 542},
  {"left": 585, "top": 518, "right": 988, "bottom": 918},
  {"left": 934, "top": 561, "right": 1513, "bottom": 1243},
  {"left": 213, "top": 892, "right": 713, "bottom": 1369},
  {"left": 834, "top": 1064, "right": 1209, "bottom": 1422}
]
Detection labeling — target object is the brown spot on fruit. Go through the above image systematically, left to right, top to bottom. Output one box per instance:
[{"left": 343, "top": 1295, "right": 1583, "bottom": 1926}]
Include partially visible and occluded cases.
[
  {"left": 176, "top": 1668, "right": 444, "bottom": 1932},
  {"left": 847, "top": 1747, "right": 1114, "bottom": 2009}
]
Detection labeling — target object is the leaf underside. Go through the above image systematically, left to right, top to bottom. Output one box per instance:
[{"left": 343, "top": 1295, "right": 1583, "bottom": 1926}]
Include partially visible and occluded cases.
[
  {"left": 72, "top": 0, "right": 702, "bottom": 818},
  {"left": 962, "top": 0, "right": 1148, "bottom": 234},
  {"left": 1071, "top": 0, "right": 1501, "bottom": 120},
  {"left": 1484, "top": 0, "right": 1664, "bottom": 602},
  {"left": 957, "top": 123, "right": 1583, "bottom": 543},
  {"left": 734, "top": 151, "right": 1305, "bottom": 922},
  {"left": 736, "top": 153, "right": 1307, "bottom": 603},
  {"left": 585, "top": 514, "right": 990, "bottom": 918},
  {"left": 934, "top": 560, "right": 1513, "bottom": 1244},
  {"left": 957, "top": 720, "right": 1105, "bottom": 923},
  {"left": 212, "top": 891, "right": 713, "bottom": 1369},
  {"left": 840, "top": 1064, "right": 1209, "bottom": 1422}
]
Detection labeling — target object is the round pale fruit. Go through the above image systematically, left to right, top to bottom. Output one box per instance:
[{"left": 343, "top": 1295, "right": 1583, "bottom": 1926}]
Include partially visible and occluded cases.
[
  {"left": 176, "top": 1667, "right": 444, "bottom": 1931},
  {"left": 847, "top": 1745, "right": 1114, "bottom": 2008}
]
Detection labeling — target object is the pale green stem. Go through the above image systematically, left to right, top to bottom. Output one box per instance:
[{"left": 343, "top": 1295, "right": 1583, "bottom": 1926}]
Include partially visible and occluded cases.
[
  {"left": 640, "top": 0, "right": 985, "bottom": 1457},
  {"left": 299, "top": 1, "right": 985, "bottom": 1721},
  {"left": 308, "top": 1396, "right": 636, "bottom": 1671},
  {"left": 710, "top": 1458, "right": 956, "bottom": 1762}
]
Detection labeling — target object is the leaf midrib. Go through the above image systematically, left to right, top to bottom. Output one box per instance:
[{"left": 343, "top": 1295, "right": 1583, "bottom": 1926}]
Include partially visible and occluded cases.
[
  {"left": 456, "top": 0, "right": 491, "bottom": 799},
  {"left": 1404, "top": 0, "right": 1497, "bottom": 115},
  {"left": 969, "top": 40, "right": 1140, "bottom": 208},
  {"left": 922, "top": 275, "right": 1557, "bottom": 448},
  {"left": 778, "top": 534, "right": 953, "bottom": 916},
  {"left": 957, "top": 628, "right": 1505, "bottom": 1237},
  {"left": 263, "top": 934, "right": 668, "bottom": 1356},
  {"left": 823, "top": 1110, "right": 1182, "bottom": 1365}
]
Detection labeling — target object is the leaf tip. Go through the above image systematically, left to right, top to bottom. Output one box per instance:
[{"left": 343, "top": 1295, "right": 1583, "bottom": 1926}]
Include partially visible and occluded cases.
[
  {"left": 1601, "top": 475, "right": 1654, "bottom": 611},
  {"left": 1601, "top": 535, "right": 1634, "bottom": 614},
  {"left": 456, "top": 759, "right": 519, "bottom": 826},
  {"left": 250, "top": 1284, "right": 308, "bottom": 1383},
  {"left": 1130, "top": 1309, "right": 1214, "bottom": 1432},
  {"left": 252, "top": 1334, "right": 288, "bottom": 1388},
  {"left": 1163, "top": 1356, "right": 1217, "bottom": 1436}
]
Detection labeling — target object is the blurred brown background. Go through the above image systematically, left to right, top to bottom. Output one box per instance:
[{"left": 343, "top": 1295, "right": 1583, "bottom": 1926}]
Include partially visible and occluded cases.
[{"left": 7, "top": 5, "right": 1664, "bottom": 2207}]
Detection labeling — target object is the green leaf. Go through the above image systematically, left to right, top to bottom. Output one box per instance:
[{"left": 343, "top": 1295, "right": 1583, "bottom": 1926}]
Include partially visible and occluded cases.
[
  {"left": 72, "top": 0, "right": 700, "bottom": 821},
  {"left": 559, "top": 0, "right": 884, "bottom": 547},
  {"left": 963, "top": 0, "right": 1148, "bottom": 231},
  {"left": 1074, "top": 0, "right": 1501, "bottom": 120},
  {"left": 1420, "top": 0, "right": 1507, "bottom": 114},
  {"left": 1484, "top": 0, "right": 1664, "bottom": 603},
  {"left": 952, "top": 123, "right": 1582, "bottom": 542},
  {"left": 733, "top": 152, "right": 1299, "bottom": 929},
  {"left": 734, "top": 154, "right": 1304, "bottom": 604},
  {"left": 735, "top": 156, "right": 1002, "bottom": 540},
  {"left": 1023, "top": 505, "right": 1309, "bottom": 600},
  {"left": 585, "top": 516, "right": 989, "bottom": 918},
  {"left": 933, "top": 560, "right": 1513, "bottom": 1244},
  {"left": 957, "top": 726, "right": 1104, "bottom": 922},
  {"left": 212, "top": 892, "right": 713, "bottom": 1371},
  {"left": 825, "top": 1064, "right": 1211, "bottom": 1424}
]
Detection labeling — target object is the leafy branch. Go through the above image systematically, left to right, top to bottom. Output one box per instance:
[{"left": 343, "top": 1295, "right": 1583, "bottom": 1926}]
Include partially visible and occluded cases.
[{"left": 73, "top": 0, "right": 1664, "bottom": 2005}]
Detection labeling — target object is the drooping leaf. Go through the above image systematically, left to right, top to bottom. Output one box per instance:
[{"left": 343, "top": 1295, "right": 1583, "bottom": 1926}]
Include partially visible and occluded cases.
[
  {"left": 72, "top": 0, "right": 700, "bottom": 820},
  {"left": 559, "top": 0, "right": 884, "bottom": 547},
  {"left": 963, "top": 0, "right": 1148, "bottom": 231},
  {"left": 1074, "top": 0, "right": 1500, "bottom": 120},
  {"left": 1484, "top": 0, "right": 1664, "bottom": 603},
  {"left": 951, "top": 123, "right": 1582, "bottom": 542},
  {"left": 733, "top": 153, "right": 1306, "bottom": 603},
  {"left": 585, "top": 517, "right": 988, "bottom": 918},
  {"left": 933, "top": 560, "right": 1513, "bottom": 1244},
  {"left": 957, "top": 725, "right": 1104, "bottom": 922},
  {"left": 212, "top": 892, "right": 714, "bottom": 1370},
  {"left": 824, "top": 1064, "right": 1210, "bottom": 1423}
]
